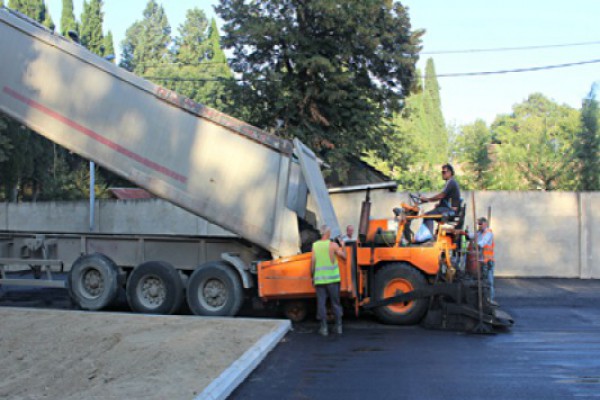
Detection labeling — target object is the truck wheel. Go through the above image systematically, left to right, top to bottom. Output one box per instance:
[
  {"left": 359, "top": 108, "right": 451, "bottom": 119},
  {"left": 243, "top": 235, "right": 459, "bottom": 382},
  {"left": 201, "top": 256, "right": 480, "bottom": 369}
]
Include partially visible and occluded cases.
[
  {"left": 68, "top": 253, "right": 119, "bottom": 311},
  {"left": 126, "top": 261, "right": 184, "bottom": 315},
  {"left": 186, "top": 262, "right": 243, "bottom": 317},
  {"left": 373, "top": 262, "right": 428, "bottom": 325},
  {"left": 282, "top": 300, "right": 308, "bottom": 322}
]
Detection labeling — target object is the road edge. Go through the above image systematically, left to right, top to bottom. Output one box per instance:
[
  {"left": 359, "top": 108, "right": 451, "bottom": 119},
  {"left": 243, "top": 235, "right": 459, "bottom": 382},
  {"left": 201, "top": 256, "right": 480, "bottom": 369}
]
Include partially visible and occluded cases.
[{"left": 195, "top": 319, "right": 292, "bottom": 400}]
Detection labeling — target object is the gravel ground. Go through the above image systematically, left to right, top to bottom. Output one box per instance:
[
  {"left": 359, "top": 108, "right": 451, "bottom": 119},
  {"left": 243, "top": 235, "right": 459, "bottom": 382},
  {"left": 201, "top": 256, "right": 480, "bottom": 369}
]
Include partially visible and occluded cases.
[{"left": 0, "top": 307, "right": 284, "bottom": 400}]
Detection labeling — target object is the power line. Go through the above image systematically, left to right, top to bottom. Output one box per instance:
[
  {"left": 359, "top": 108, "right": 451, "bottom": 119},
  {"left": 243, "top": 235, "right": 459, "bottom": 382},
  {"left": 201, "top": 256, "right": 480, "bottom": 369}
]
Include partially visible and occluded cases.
[
  {"left": 422, "top": 40, "right": 600, "bottom": 55},
  {"left": 145, "top": 58, "right": 600, "bottom": 81},
  {"left": 435, "top": 58, "right": 600, "bottom": 78},
  {"left": 139, "top": 61, "right": 230, "bottom": 66}
]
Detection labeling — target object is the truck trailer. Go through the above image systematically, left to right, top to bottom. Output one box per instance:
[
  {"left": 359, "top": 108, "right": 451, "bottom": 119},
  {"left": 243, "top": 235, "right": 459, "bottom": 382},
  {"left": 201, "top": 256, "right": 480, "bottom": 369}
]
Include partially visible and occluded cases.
[
  {"left": 0, "top": 7, "right": 339, "bottom": 316},
  {"left": 0, "top": 8, "right": 513, "bottom": 332}
]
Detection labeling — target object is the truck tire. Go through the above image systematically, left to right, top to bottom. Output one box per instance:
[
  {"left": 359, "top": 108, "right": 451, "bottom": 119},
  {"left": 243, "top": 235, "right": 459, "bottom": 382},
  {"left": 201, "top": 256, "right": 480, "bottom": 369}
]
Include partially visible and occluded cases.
[
  {"left": 68, "top": 253, "right": 119, "bottom": 311},
  {"left": 126, "top": 261, "right": 184, "bottom": 315},
  {"left": 186, "top": 262, "right": 243, "bottom": 317},
  {"left": 373, "top": 262, "right": 428, "bottom": 325},
  {"left": 282, "top": 300, "right": 309, "bottom": 322}
]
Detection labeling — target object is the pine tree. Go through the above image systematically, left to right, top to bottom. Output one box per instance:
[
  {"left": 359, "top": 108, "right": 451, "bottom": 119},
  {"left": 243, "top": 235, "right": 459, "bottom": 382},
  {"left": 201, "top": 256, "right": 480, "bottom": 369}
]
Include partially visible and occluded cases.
[
  {"left": 60, "top": 0, "right": 78, "bottom": 37},
  {"left": 80, "top": 0, "right": 104, "bottom": 55},
  {"left": 120, "top": 0, "right": 171, "bottom": 74},
  {"left": 215, "top": 0, "right": 422, "bottom": 180},
  {"left": 176, "top": 8, "right": 209, "bottom": 64},
  {"left": 165, "top": 13, "right": 233, "bottom": 109},
  {"left": 576, "top": 83, "right": 600, "bottom": 190}
]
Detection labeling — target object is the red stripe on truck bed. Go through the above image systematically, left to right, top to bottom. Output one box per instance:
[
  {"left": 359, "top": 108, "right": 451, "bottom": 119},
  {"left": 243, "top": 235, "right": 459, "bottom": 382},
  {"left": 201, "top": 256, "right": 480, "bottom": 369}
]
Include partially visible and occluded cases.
[{"left": 3, "top": 86, "right": 188, "bottom": 184}]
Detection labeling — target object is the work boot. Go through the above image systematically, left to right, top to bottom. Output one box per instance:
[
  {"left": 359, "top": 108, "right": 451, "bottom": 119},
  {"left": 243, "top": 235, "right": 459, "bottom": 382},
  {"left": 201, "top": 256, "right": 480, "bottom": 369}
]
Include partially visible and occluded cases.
[
  {"left": 318, "top": 320, "right": 328, "bottom": 337},
  {"left": 335, "top": 320, "right": 343, "bottom": 335}
]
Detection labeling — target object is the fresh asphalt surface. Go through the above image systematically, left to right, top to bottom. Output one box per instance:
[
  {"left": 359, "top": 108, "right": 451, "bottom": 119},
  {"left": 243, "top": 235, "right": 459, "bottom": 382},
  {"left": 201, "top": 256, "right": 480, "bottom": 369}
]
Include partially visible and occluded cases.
[{"left": 2, "top": 277, "right": 600, "bottom": 400}]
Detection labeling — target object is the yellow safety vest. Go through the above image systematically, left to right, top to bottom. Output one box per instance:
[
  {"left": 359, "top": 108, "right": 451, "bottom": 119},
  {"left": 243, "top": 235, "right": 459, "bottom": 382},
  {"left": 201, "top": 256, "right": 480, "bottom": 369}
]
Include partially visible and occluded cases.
[{"left": 312, "top": 240, "right": 340, "bottom": 285}]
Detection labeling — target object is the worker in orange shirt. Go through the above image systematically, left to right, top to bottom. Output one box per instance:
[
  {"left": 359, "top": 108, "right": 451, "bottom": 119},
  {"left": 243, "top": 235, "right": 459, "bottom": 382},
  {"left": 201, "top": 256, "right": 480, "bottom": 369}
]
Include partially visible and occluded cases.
[{"left": 476, "top": 217, "right": 497, "bottom": 306}]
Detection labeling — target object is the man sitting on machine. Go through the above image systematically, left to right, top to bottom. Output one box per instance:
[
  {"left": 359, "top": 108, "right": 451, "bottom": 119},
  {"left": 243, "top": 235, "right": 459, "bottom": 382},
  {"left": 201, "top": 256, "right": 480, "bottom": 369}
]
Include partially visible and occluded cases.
[{"left": 419, "top": 163, "right": 461, "bottom": 238}]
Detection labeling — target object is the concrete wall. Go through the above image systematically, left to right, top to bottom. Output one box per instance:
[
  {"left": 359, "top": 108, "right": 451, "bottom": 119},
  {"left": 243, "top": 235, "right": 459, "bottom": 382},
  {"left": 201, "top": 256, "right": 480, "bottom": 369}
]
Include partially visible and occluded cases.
[
  {"left": 328, "top": 190, "right": 600, "bottom": 279},
  {"left": 0, "top": 191, "right": 598, "bottom": 278},
  {"left": 0, "top": 199, "right": 236, "bottom": 237}
]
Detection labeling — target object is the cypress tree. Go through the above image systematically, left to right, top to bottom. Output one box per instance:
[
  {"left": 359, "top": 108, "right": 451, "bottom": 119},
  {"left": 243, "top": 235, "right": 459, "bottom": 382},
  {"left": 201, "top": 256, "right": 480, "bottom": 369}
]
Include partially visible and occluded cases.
[
  {"left": 8, "top": 0, "right": 25, "bottom": 12},
  {"left": 9, "top": 0, "right": 45, "bottom": 21},
  {"left": 60, "top": 0, "right": 78, "bottom": 37},
  {"left": 80, "top": 0, "right": 104, "bottom": 55},
  {"left": 42, "top": 5, "right": 54, "bottom": 31},
  {"left": 206, "top": 19, "right": 227, "bottom": 64},
  {"left": 103, "top": 30, "right": 115, "bottom": 60},
  {"left": 423, "top": 58, "right": 448, "bottom": 163}
]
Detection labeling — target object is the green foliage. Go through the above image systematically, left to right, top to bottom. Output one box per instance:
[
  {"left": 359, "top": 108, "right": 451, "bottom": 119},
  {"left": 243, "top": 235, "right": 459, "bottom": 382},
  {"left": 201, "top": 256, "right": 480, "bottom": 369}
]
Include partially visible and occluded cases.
[
  {"left": 0, "top": 0, "right": 123, "bottom": 201},
  {"left": 1, "top": 0, "right": 57, "bottom": 201},
  {"left": 9, "top": 0, "right": 42, "bottom": 19},
  {"left": 60, "top": 0, "right": 78, "bottom": 36},
  {"left": 80, "top": 0, "right": 104, "bottom": 55},
  {"left": 120, "top": 0, "right": 171, "bottom": 74},
  {"left": 215, "top": 0, "right": 422, "bottom": 180},
  {"left": 121, "top": 5, "right": 234, "bottom": 109},
  {"left": 42, "top": 7, "right": 54, "bottom": 31},
  {"left": 176, "top": 8, "right": 209, "bottom": 64},
  {"left": 158, "top": 13, "right": 233, "bottom": 109},
  {"left": 103, "top": 30, "right": 115, "bottom": 60},
  {"left": 363, "top": 59, "right": 448, "bottom": 192},
  {"left": 422, "top": 59, "right": 448, "bottom": 162},
  {"left": 575, "top": 84, "right": 600, "bottom": 190},
  {"left": 363, "top": 93, "right": 440, "bottom": 191},
  {"left": 488, "top": 93, "right": 580, "bottom": 190},
  {"left": 451, "top": 94, "right": 585, "bottom": 191},
  {"left": 0, "top": 114, "right": 14, "bottom": 163},
  {"left": 453, "top": 119, "right": 493, "bottom": 189},
  {"left": 35, "top": 159, "right": 111, "bottom": 200}
]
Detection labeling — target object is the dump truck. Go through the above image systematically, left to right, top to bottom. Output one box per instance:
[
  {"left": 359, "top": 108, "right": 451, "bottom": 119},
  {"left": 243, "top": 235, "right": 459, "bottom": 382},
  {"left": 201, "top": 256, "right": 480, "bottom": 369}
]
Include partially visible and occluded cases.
[{"left": 0, "top": 8, "right": 512, "bottom": 332}]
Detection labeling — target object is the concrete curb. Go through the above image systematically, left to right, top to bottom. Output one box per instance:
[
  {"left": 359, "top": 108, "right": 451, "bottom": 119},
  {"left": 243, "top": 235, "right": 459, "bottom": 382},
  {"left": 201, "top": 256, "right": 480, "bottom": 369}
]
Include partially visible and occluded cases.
[{"left": 195, "top": 319, "right": 292, "bottom": 400}]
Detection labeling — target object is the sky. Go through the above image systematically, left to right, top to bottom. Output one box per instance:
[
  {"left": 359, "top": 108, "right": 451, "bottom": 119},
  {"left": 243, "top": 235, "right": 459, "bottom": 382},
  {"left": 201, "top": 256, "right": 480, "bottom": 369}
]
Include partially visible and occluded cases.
[{"left": 44, "top": 0, "right": 600, "bottom": 126}]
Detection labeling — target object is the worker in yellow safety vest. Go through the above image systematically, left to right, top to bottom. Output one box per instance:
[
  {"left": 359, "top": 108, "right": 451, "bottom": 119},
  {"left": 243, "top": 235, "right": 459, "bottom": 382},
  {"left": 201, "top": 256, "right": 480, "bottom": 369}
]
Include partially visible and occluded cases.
[
  {"left": 476, "top": 217, "right": 497, "bottom": 306},
  {"left": 310, "top": 225, "right": 346, "bottom": 336}
]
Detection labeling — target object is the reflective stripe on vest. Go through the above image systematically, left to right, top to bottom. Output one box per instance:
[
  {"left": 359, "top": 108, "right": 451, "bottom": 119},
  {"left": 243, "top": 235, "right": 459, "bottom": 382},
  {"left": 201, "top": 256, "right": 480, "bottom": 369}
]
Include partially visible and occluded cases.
[
  {"left": 482, "top": 228, "right": 495, "bottom": 262},
  {"left": 312, "top": 239, "right": 340, "bottom": 285}
]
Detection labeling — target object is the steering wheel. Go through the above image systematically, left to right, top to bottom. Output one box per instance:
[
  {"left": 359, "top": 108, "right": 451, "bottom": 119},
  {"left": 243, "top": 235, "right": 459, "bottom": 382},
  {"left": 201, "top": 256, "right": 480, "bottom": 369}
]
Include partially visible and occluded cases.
[{"left": 409, "top": 192, "right": 423, "bottom": 205}]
